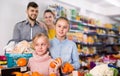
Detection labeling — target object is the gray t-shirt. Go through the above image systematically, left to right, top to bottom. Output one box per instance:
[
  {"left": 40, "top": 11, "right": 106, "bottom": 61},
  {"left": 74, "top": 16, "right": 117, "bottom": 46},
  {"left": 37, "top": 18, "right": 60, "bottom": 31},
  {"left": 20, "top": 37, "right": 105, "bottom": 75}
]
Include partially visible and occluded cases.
[{"left": 13, "top": 20, "right": 47, "bottom": 42}]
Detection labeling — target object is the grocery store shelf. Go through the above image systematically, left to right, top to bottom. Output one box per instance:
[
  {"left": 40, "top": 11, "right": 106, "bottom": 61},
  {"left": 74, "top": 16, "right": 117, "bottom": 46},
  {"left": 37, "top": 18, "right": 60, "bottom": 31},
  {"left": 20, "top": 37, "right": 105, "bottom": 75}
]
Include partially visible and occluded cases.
[{"left": 76, "top": 42, "right": 120, "bottom": 46}]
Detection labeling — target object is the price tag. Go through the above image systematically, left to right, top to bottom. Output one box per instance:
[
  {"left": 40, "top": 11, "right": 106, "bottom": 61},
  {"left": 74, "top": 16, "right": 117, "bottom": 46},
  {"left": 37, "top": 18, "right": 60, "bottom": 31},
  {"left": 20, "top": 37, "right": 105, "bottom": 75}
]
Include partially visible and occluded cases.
[{"left": 20, "top": 66, "right": 27, "bottom": 72}]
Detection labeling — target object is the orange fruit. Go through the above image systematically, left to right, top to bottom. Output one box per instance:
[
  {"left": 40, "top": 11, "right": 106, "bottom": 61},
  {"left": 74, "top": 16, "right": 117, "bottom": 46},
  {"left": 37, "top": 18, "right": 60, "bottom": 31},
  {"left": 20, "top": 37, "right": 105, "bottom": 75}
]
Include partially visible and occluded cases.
[
  {"left": 17, "top": 58, "right": 27, "bottom": 67},
  {"left": 50, "top": 58, "right": 62, "bottom": 68},
  {"left": 50, "top": 61, "right": 56, "bottom": 68},
  {"left": 62, "top": 62, "right": 74, "bottom": 73},
  {"left": 64, "top": 62, "right": 70, "bottom": 67},
  {"left": 0, "top": 66, "right": 3, "bottom": 69},
  {"left": 62, "top": 66, "right": 69, "bottom": 73},
  {"left": 68, "top": 66, "right": 74, "bottom": 72},
  {"left": 32, "top": 71, "right": 43, "bottom": 76},
  {"left": 12, "top": 72, "right": 23, "bottom": 76},
  {"left": 32, "top": 72, "right": 39, "bottom": 76},
  {"left": 23, "top": 73, "right": 30, "bottom": 76},
  {"left": 49, "top": 73, "right": 56, "bottom": 76}
]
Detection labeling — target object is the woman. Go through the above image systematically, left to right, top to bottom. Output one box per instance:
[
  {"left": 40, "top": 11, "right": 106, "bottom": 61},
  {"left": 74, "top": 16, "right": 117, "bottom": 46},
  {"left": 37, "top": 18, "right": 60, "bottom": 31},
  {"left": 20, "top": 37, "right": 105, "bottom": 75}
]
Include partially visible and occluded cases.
[{"left": 43, "top": 9, "right": 56, "bottom": 40}]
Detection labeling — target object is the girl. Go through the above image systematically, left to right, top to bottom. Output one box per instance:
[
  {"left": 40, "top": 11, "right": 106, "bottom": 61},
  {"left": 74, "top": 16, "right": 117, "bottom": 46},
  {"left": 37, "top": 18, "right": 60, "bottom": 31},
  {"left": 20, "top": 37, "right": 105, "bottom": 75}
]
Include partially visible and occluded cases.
[
  {"left": 50, "top": 17, "right": 80, "bottom": 75},
  {"left": 28, "top": 33, "right": 60, "bottom": 76}
]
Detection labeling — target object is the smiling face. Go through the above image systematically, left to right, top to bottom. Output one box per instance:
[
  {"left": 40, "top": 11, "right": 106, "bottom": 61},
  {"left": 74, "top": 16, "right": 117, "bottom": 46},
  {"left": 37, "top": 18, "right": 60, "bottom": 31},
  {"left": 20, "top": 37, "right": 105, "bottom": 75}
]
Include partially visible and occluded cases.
[
  {"left": 27, "top": 6, "right": 39, "bottom": 21},
  {"left": 44, "top": 12, "right": 54, "bottom": 26},
  {"left": 55, "top": 18, "right": 69, "bottom": 40},
  {"left": 33, "top": 34, "right": 49, "bottom": 56}
]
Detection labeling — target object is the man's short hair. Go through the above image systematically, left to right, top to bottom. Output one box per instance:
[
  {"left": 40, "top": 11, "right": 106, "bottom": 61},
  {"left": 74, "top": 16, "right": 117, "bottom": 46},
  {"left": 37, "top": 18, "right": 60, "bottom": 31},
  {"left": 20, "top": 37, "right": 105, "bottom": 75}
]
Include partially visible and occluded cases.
[{"left": 27, "top": 2, "right": 38, "bottom": 9}]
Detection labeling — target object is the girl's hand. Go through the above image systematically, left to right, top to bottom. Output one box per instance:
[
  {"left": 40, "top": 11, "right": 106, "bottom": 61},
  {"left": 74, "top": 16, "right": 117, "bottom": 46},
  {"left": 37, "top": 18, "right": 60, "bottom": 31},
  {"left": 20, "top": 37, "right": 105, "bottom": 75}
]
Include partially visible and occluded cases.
[
  {"left": 50, "top": 58, "right": 62, "bottom": 71},
  {"left": 54, "top": 59, "right": 62, "bottom": 71}
]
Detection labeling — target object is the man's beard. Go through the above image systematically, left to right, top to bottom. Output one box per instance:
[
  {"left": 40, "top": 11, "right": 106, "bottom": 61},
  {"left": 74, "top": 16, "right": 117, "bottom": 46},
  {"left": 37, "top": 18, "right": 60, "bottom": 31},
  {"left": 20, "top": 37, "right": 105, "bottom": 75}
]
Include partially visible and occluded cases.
[{"left": 28, "top": 16, "right": 37, "bottom": 21}]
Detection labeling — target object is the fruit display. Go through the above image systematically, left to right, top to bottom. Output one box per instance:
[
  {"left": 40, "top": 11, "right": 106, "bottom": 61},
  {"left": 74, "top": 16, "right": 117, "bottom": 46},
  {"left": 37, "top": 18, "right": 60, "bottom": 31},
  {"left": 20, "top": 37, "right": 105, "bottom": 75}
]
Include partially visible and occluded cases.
[
  {"left": 12, "top": 71, "right": 44, "bottom": 76},
  {"left": 31, "top": 71, "right": 44, "bottom": 76},
  {"left": 12, "top": 72, "right": 23, "bottom": 76},
  {"left": 23, "top": 73, "right": 30, "bottom": 76},
  {"left": 49, "top": 73, "right": 56, "bottom": 76}
]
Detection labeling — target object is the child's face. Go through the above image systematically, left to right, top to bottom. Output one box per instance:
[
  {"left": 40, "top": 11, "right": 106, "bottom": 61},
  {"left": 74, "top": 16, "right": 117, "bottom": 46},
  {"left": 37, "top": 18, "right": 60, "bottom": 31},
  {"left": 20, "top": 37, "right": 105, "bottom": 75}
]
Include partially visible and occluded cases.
[
  {"left": 55, "top": 19, "right": 69, "bottom": 38},
  {"left": 34, "top": 36, "right": 49, "bottom": 56}
]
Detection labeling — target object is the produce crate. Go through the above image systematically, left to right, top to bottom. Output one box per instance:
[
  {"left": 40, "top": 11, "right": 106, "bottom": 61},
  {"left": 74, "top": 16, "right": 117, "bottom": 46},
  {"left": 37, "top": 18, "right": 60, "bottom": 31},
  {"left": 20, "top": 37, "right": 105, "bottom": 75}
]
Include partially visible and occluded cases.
[{"left": 5, "top": 53, "right": 32, "bottom": 68}]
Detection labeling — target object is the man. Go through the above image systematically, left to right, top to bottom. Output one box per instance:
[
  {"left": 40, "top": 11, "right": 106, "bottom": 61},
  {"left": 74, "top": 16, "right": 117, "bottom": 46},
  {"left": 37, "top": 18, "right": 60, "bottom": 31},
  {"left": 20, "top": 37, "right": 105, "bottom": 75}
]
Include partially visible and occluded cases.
[{"left": 13, "top": 2, "right": 47, "bottom": 42}]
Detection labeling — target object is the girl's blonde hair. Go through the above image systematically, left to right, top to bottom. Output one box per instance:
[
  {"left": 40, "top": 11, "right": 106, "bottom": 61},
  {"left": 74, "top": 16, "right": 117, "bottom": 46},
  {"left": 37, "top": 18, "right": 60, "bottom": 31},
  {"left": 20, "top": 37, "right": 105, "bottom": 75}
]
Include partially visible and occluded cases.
[
  {"left": 55, "top": 17, "right": 70, "bottom": 25},
  {"left": 55, "top": 17, "right": 70, "bottom": 31},
  {"left": 32, "top": 33, "right": 49, "bottom": 48}
]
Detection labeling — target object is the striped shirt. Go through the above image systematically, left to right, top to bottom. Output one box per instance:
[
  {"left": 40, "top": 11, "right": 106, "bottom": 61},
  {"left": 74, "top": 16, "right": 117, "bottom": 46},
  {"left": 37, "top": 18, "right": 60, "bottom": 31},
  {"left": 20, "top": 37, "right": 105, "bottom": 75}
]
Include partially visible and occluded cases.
[{"left": 13, "top": 20, "right": 47, "bottom": 42}]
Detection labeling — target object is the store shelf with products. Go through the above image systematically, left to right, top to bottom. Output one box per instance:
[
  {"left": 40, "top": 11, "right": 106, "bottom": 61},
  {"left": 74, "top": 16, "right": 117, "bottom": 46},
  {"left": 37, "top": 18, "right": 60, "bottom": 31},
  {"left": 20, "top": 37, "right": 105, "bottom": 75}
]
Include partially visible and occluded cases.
[
  {"left": 67, "top": 18, "right": 120, "bottom": 58},
  {"left": 69, "top": 19, "right": 119, "bottom": 41},
  {"left": 70, "top": 19, "right": 119, "bottom": 32},
  {"left": 76, "top": 42, "right": 102, "bottom": 48}
]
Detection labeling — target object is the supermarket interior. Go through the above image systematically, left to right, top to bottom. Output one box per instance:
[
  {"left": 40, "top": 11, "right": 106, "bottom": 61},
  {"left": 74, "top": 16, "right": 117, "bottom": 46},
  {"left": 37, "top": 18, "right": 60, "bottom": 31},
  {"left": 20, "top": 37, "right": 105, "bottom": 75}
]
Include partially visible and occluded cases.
[{"left": 0, "top": 0, "right": 120, "bottom": 76}]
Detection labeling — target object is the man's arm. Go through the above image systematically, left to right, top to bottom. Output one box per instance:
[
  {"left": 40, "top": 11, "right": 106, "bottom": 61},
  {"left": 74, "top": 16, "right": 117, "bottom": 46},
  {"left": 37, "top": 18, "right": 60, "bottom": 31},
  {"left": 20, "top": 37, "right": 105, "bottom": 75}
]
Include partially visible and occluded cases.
[{"left": 13, "top": 23, "right": 21, "bottom": 42}]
